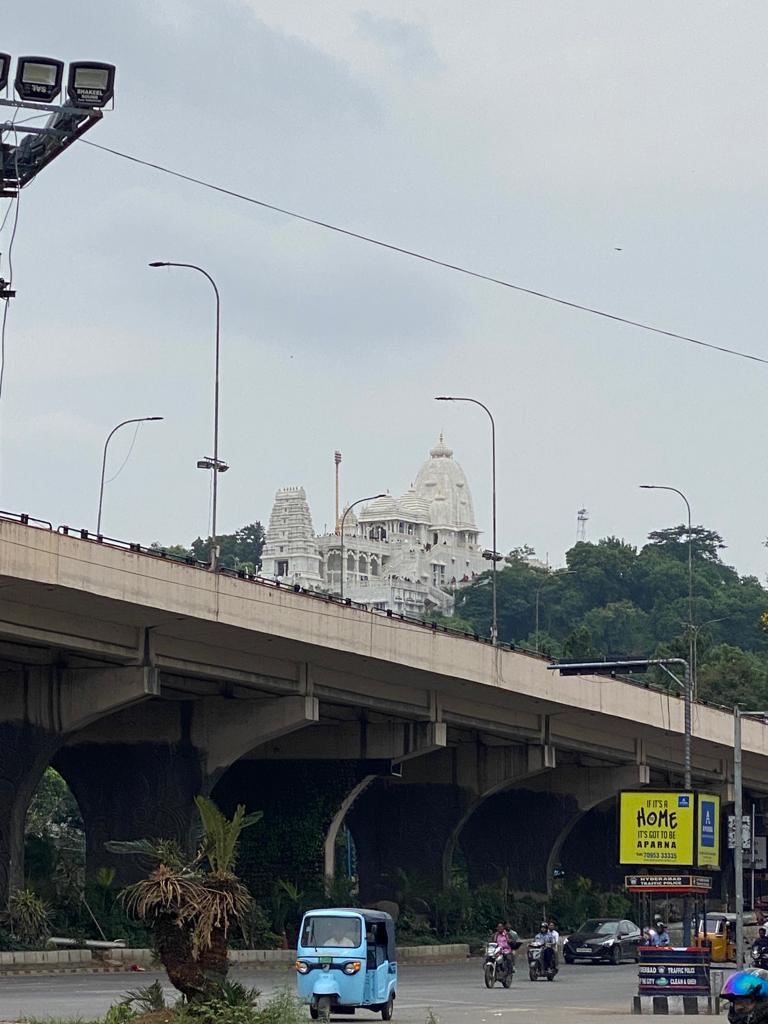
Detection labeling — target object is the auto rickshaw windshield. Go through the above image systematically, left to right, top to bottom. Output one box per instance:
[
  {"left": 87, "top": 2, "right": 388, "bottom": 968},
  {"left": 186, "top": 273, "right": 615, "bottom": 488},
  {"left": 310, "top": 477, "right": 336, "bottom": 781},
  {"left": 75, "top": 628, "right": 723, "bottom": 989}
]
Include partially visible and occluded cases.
[{"left": 301, "top": 914, "right": 362, "bottom": 949}]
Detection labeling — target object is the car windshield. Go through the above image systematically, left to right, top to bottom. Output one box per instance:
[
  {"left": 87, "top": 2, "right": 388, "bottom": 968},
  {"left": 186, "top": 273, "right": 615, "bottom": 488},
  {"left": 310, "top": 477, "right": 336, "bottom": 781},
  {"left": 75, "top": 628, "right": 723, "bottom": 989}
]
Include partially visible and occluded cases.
[
  {"left": 301, "top": 915, "right": 362, "bottom": 949},
  {"left": 579, "top": 920, "right": 617, "bottom": 935}
]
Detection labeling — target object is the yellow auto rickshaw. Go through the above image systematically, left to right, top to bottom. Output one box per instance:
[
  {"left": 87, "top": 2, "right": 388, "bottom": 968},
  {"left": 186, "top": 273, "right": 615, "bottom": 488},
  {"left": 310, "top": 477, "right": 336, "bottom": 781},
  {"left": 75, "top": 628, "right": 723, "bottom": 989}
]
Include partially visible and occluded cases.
[{"left": 699, "top": 913, "right": 759, "bottom": 962}]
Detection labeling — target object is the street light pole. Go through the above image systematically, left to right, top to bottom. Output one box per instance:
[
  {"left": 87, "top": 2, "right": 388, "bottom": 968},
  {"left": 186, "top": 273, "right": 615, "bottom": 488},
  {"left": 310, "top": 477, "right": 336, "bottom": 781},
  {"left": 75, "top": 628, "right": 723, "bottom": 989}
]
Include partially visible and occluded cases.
[
  {"left": 149, "top": 261, "right": 222, "bottom": 570},
  {"left": 436, "top": 396, "right": 498, "bottom": 644},
  {"left": 97, "top": 416, "right": 163, "bottom": 535},
  {"left": 640, "top": 484, "right": 695, "bottom": 697},
  {"left": 339, "top": 495, "right": 385, "bottom": 601},
  {"left": 735, "top": 705, "right": 745, "bottom": 968},
  {"left": 733, "top": 706, "right": 768, "bottom": 968}
]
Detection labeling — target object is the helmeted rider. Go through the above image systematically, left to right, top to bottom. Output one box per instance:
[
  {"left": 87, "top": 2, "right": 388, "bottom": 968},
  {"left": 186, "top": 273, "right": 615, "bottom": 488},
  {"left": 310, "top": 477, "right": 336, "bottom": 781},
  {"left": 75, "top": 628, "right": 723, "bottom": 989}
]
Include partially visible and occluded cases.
[
  {"left": 534, "top": 921, "right": 557, "bottom": 971},
  {"left": 721, "top": 968, "right": 768, "bottom": 1024}
]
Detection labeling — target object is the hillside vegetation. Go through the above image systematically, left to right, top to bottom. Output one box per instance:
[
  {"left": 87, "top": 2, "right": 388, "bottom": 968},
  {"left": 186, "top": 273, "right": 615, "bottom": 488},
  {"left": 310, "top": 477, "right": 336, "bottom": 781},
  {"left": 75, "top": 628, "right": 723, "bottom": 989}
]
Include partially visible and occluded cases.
[{"left": 449, "top": 525, "right": 768, "bottom": 708}]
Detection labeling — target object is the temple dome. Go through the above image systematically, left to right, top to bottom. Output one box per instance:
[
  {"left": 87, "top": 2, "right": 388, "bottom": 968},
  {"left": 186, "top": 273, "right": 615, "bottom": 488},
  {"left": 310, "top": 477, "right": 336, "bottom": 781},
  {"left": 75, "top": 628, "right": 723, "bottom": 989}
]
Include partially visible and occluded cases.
[
  {"left": 414, "top": 435, "right": 477, "bottom": 530},
  {"left": 397, "top": 488, "right": 431, "bottom": 522},
  {"left": 359, "top": 494, "right": 399, "bottom": 520}
]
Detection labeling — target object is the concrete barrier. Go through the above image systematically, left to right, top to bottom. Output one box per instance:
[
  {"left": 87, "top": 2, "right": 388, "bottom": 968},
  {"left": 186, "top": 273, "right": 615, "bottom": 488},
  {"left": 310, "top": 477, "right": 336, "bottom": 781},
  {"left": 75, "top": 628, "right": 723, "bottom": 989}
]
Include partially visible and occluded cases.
[
  {"left": 0, "top": 943, "right": 469, "bottom": 970},
  {"left": 0, "top": 949, "right": 93, "bottom": 965}
]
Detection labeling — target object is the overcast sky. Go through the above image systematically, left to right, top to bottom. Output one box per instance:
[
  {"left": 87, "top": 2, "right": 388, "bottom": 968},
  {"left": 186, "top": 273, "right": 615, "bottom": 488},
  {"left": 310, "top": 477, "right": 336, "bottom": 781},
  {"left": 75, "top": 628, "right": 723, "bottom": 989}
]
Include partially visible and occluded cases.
[{"left": 2, "top": 2, "right": 768, "bottom": 578}]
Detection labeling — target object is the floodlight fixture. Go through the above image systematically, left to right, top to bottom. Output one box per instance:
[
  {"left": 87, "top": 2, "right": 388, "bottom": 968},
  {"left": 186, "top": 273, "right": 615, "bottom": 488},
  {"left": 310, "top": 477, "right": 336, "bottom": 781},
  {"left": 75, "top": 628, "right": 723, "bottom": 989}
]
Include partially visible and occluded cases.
[
  {"left": 0, "top": 53, "right": 10, "bottom": 92},
  {"left": 14, "top": 56, "right": 64, "bottom": 103},
  {"left": 67, "top": 61, "right": 115, "bottom": 108},
  {"left": 197, "top": 457, "right": 229, "bottom": 473}
]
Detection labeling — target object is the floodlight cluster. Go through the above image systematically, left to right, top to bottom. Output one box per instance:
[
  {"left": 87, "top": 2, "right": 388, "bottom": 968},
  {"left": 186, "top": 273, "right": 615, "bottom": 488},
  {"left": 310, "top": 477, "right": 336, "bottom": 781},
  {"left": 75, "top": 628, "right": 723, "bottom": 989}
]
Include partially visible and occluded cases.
[
  {"left": 0, "top": 53, "right": 115, "bottom": 108},
  {"left": 0, "top": 53, "right": 116, "bottom": 192}
]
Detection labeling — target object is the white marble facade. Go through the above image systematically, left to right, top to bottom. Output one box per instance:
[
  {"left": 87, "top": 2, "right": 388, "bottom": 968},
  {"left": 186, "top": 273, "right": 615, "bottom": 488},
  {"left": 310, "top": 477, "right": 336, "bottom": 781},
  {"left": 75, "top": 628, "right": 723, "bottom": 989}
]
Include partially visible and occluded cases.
[{"left": 259, "top": 437, "right": 487, "bottom": 616}]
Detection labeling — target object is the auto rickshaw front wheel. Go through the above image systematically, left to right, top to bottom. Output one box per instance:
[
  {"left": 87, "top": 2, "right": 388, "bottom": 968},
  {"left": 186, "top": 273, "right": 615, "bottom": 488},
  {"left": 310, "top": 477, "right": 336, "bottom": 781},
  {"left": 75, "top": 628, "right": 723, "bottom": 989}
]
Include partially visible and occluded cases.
[
  {"left": 382, "top": 994, "right": 395, "bottom": 1020},
  {"left": 309, "top": 1008, "right": 319, "bottom": 1021}
]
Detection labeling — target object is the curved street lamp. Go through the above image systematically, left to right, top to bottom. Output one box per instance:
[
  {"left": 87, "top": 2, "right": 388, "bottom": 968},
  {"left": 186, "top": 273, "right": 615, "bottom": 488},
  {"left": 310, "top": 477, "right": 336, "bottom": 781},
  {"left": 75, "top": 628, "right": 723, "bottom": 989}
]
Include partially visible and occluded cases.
[
  {"left": 149, "top": 262, "right": 223, "bottom": 570},
  {"left": 436, "top": 396, "right": 499, "bottom": 644},
  {"left": 97, "top": 416, "right": 163, "bottom": 535},
  {"left": 640, "top": 484, "right": 695, "bottom": 700},
  {"left": 339, "top": 495, "right": 386, "bottom": 601}
]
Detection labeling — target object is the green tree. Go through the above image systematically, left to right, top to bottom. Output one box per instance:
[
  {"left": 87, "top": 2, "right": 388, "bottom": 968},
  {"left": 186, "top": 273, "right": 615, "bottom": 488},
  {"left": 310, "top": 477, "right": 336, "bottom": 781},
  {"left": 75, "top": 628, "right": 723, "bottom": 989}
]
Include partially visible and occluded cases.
[
  {"left": 191, "top": 522, "right": 265, "bottom": 571},
  {"left": 647, "top": 525, "right": 726, "bottom": 562},
  {"left": 561, "top": 625, "right": 600, "bottom": 661},
  {"left": 697, "top": 645, "right": 768, "bottom": 707},
  {"left": 107, "top": 798, "right": 261, "bottom": 1003}
]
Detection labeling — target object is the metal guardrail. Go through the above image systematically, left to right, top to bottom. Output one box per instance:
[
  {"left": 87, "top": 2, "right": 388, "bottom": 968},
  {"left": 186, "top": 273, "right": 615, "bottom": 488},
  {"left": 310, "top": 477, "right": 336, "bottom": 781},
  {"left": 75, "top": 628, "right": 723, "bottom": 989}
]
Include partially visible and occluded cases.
[
  {"left": 0, "top": 510, "right": 738, "bottom": 714},
  {"left": 0, "top": 510, "right": 52, "bottom": 530}
]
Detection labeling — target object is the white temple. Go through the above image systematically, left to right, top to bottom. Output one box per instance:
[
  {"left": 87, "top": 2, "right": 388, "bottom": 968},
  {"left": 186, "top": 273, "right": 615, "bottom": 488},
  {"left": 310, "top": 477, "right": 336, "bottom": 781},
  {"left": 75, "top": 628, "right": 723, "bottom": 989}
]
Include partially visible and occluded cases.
[{"left": 259, "top": 436, "right": 488, "bottom": 616}]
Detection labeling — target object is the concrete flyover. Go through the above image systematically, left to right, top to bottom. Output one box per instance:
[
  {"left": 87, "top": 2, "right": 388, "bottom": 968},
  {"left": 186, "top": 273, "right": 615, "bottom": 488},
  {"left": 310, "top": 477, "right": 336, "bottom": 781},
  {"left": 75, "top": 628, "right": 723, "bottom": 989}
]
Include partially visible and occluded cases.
[{"left": 0, "top": 516, "right": 766, "bottom": 905}]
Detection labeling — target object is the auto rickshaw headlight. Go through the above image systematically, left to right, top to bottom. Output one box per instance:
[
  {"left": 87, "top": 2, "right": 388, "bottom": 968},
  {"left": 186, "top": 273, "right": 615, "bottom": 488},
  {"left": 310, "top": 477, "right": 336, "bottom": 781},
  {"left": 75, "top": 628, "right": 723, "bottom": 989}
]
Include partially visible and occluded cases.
[
  {"left": 296, "top": 960, "right": 310, "bottom": 973},
  {"left": 343, "top": 960, "right": 362, "bottom": 974}
]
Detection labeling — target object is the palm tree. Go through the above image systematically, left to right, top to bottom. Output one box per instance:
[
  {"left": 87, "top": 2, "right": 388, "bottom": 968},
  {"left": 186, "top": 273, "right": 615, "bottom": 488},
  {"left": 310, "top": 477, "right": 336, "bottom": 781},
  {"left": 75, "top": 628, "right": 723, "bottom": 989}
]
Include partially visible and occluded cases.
[{"left": 107, "top": 796, "right": 261, "bottom": 1003}]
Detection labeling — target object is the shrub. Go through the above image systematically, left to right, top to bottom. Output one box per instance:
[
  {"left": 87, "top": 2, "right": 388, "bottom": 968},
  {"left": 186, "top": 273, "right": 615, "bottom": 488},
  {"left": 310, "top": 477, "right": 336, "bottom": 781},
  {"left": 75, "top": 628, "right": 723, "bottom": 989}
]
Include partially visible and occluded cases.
[
  {"left": 9, "top": 887, "right": 50, "bottom": 944},
  {"left": 119, "top": 979, "right": 167, "bottom": 1011},
  {"left": 105, "top": 1005, "right": 138, "bottom": 1024}
]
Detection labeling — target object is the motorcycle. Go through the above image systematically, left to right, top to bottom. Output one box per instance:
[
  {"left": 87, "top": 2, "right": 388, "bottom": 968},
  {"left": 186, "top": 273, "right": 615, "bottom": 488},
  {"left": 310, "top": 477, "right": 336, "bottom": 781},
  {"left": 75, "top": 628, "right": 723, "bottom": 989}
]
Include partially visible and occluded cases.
[
  {"left": 528, "top": 940, "right": 558, "bottom": 982},
  {"left": 484, "top": 941, "right": 514, "bottom": 988},
  {"left": 751, "top": 943, "right": 768, "bottom": 970}
]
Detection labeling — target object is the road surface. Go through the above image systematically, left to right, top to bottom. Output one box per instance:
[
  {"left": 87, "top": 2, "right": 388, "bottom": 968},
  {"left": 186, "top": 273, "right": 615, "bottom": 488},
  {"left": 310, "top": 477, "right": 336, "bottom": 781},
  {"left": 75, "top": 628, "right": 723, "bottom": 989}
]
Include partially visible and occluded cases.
[{"left": 0, "top": 959, "right": 682, "bottom": 1022}]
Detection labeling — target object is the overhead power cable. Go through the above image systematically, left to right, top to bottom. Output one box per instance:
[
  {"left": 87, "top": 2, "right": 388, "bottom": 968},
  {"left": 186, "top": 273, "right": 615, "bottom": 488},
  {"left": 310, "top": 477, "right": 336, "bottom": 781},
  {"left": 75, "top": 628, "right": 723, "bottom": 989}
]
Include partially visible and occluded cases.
[{"left": 82, "top": 139, "right": 768, "bottom": 368}]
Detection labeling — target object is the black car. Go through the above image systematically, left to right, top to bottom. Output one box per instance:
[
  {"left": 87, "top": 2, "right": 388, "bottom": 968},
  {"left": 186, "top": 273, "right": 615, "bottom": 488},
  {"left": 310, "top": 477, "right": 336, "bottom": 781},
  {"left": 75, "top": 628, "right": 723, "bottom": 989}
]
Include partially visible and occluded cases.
[{"left": 563, "top": 918, "right": 642, "bottom": 965}]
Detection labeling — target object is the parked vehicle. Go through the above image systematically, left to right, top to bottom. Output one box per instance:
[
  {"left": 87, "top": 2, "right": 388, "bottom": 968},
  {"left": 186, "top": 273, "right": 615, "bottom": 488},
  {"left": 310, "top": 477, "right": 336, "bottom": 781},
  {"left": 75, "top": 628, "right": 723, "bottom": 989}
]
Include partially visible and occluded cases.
[
  {"left": 296, "top": 908, "right": 397, "bottom": 1020},
  {"left": 698, "top": 914, "right": 758, "bottom": 963},
  {"left": 563, "top": 918, "right": 642, "bottom": 965},
  {"left": 528, "top": 939, "right": 557, "bottom": 981},
  {"left": 484, "top": 940, "right": 514, "bottom": 988},
  {"left": 751, "top": 942, "right": 768, "bottom": 970}
]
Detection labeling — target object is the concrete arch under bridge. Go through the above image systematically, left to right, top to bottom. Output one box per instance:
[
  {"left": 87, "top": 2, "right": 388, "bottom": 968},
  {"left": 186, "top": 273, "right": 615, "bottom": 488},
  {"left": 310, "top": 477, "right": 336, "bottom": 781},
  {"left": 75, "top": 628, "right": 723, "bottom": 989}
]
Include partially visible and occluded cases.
[{"left": 322, "top": 741, "right": 651, "bottom": 904}]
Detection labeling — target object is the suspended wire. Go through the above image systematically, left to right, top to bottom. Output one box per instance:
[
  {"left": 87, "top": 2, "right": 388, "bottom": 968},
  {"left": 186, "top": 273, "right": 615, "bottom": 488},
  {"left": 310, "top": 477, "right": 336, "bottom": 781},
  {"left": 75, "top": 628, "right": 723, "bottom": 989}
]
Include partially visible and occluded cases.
[
  {"left": 82, "top": 138, "right": 768, "bottom": 368},
  {"left": 104, "top": 421, "right": 142, "bottom": 484}
]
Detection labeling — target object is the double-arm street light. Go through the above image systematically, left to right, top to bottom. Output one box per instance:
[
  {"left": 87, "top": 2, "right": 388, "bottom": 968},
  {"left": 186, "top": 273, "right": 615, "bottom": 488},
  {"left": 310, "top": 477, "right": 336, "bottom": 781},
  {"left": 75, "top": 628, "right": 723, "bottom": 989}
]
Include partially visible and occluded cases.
[
  {"left": 149, "top": 262, "right": 225, "bottom": 570},
  {"left": 435, "top": 396, "right": 499, "bottom": 644},
  {"left": 97, "top": 416, "right": 163, "bottom": 535},
  {"left": 339, "top": 495, "right": 386, "bottom": 601},
  {"left": 734, "top": 706, "right": 768, "bottom": 967}
]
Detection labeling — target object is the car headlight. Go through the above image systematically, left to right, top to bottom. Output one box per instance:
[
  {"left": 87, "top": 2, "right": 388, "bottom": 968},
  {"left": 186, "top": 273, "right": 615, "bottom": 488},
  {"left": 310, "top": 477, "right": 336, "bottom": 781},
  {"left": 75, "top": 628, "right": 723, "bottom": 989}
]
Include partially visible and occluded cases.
[
  {"left": 601, "top": 939, "right": 614, "bottom": 947},
  {"left": 296, "top": 960, "right": 310, "bottom": 973},
  {"left": 343, "top": 960, "right": 362, "bottom": 975}
]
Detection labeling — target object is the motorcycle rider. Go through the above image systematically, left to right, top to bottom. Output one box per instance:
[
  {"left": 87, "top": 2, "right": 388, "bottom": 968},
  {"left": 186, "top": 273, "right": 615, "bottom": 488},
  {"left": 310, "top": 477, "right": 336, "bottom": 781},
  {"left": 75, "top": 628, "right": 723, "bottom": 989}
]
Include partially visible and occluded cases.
[
  {"left": 505, "top": 920, "right": 521, "bottom": 949},
  {"left": 534, "top": 920, "right": 557, "bottom": 971},
  {"left": 493, "top": 921, "right": 513, "bottom": 974},
  {"left": 653, "top": 922, "right": 670, "bottom": 946},
  {"left": 753, "top": 929, "right": 768, "bottom": 967},
  {"left": 721, "top": 968, "right": 768, "bottom": 1023}
]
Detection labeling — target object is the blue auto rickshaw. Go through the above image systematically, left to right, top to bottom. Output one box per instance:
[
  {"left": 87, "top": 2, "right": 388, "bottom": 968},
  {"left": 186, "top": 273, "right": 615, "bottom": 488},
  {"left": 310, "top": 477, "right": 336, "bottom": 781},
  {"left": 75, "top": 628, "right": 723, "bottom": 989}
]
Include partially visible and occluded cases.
[{"left": 296, "top": 907, "right": 397, "bottom": 1020}]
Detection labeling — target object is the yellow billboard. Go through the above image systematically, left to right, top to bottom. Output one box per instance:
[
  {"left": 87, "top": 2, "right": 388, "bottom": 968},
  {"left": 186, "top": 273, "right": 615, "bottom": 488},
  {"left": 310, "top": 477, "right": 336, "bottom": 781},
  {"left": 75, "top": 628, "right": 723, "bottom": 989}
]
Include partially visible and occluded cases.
[
  {"left": 619, "top": 791, "right": 695, "bottom": 866},
  {"left": 696, "top": 793, "right": 721, "bottom": 869}
]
